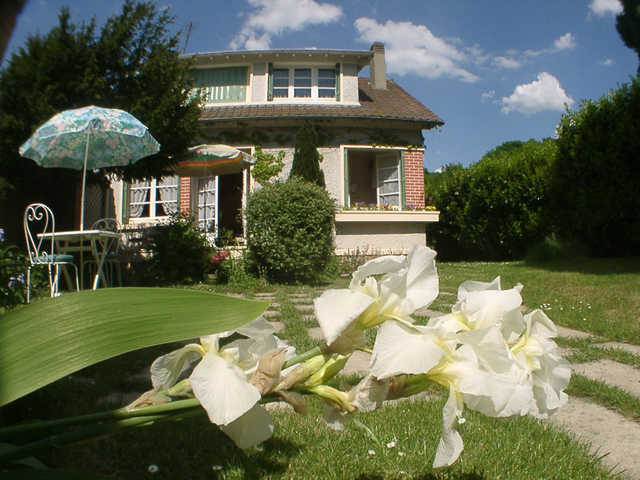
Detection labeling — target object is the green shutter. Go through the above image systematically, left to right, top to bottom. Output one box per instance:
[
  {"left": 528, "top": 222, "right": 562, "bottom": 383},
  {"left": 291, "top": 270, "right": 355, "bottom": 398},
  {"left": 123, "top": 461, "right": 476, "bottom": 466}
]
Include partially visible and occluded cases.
[
  {"left": 267, "top": 63, "right": 274, "bottom": 101},
  {"left": 335, "top": 63, "right": 341, "bottom": 102},
  {"left": 189, "top": 67, "right": 248, "bottom": 103},
  {"left": 343, "top": 148, "right": 349, "bottom": 208},
  {"left": 121, "top": 181, "right": 129, "bottom": 224}
]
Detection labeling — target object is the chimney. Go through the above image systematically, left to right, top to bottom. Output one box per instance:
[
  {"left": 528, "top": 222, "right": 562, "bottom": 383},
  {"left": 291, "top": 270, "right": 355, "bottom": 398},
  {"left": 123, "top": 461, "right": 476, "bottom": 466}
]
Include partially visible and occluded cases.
[{"left": 370, "top": 42, "right": 387, "bottom": 90}]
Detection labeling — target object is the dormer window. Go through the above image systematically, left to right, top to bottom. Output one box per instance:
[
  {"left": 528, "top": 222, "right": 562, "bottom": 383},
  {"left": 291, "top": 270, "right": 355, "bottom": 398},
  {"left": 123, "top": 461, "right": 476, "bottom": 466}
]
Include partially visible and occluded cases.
[{"left": 269, "top": 65, "right": 340, "bottom": 101}]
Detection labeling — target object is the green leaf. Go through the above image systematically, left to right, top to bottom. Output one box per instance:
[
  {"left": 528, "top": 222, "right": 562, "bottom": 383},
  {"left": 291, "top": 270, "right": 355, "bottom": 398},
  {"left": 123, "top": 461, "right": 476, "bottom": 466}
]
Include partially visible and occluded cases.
[{"left": 0, "top": 288, "right": 268, "bottom": 406}]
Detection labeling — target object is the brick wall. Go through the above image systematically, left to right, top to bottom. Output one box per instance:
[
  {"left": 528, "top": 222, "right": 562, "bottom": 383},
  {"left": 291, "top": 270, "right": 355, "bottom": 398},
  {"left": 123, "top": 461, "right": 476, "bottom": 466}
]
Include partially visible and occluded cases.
[
  {"left": 403, "top": 150, "right": 425, "bottom": 208},
  {"left": 179, "top": 177, "right": 191, "bottom": 213}
]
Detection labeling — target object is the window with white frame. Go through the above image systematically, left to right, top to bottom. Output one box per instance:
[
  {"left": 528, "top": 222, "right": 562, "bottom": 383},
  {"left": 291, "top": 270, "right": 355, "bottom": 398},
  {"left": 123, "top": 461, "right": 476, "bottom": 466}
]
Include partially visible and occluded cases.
[
  {"left": 271, "top": 66, "right": 337, "bottom": 100},
  {"left": 128, "top": 176, "right": 178, "bottom": 219},
  {"left": 196, "top": 176, "right": 217, "bottom": 233}
]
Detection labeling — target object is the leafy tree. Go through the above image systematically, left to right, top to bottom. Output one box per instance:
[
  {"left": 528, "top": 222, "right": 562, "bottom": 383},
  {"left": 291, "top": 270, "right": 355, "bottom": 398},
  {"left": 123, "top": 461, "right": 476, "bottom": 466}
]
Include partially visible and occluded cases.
[
  {"left": 616, "top": 0, "right": 640, "bottom": 76},
  {"left": 0, "top": 1, "right": 201, "bottom": 229},
  {"left": 550, "top": 79, "right": 640, "bottom": 256},
  {"left": 288, "top": 121, "right": 325, "bottom": 187},
  {"left": 251, "top": 146, "right": 285, "bottom": 186}
]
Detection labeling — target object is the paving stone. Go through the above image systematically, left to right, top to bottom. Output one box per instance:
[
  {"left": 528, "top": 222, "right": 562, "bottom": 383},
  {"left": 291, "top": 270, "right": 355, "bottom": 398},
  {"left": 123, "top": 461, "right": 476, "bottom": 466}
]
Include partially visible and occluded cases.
[
  {"left": 254, "top": 293, "right": 277, "bottom": 298},
  {"left": 288, "top": 293, "right": 310, "bottom": 298},
  {"left": 290, "top": 297, "right": 313, "bottom": 304},
  {"left": 266, "top": 302, "right": 280, "bottom": 308},
  {"left": 295, "top": 304, "right": 314, "bottom": 312},
  {"left": 262, "top": 310, "right": 279, "bottom": 319},
  {"left": 302, "top": 314, "right": 316, "bottom": 323},
  {"left": 268, "top": 321, "right": 284, "bottom": 333},
  {"left": 556, "top": 326, "right": 594, "bottom": 339},
  {"left": 308, "top": 327, "right": 323, "bottom": 340},
  {"left": 593, "top": 341, "right": 640, "bottom": 357},
  {"left": 342, "top": 350, "right": 371, "bottom": 375},
  {"left": 572, "top": 359, "right": 640, "bottom": 398},
  {"left": 546, "top": 396, "right": 640, "bottom": 479}
]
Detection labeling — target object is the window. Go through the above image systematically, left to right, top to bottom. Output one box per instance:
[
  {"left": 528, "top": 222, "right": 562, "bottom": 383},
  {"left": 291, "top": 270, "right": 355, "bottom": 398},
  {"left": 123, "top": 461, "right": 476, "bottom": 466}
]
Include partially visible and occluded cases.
[
  {"left": 269, "top": 66, "right": 337, "bottom": 100},
  {"left": 347, "top": 150, "right": 402, "bottom": 208},
  {"left": 128, "top": 176, "right": 178, "bottom": 219},
  {"left": 196, "top": 176, "right": 217, "bottom": 232}
]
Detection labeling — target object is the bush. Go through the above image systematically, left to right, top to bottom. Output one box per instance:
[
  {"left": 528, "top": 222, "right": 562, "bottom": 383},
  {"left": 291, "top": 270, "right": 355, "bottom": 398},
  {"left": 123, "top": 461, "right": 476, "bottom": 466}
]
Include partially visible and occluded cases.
[
  {"left": 550, "top": 78, "right": 640, "bottom": 256},
  {"left": 429, "top": 139, "right": 556, "bottom": 260},
  {"left": 245, "top": 177, "right": 336, "bottom": 283},
  {"left": 143, "top": 213, "right": 211, "bottom": 284},
  {"left": 0, "top": 227, "right": 28, "bottom": 308}
]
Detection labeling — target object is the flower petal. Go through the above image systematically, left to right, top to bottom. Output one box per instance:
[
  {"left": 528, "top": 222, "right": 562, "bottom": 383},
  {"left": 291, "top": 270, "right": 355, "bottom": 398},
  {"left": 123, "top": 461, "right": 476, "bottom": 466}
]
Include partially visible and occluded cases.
[
  {"left": 402, "top": 245, "right": 439, "bottom": 313},
  {"left": 349, "top": 255, "right": 405, "bottom": 290},
  {"left": 314, "top": 289, "right": 374, "bottom": 346},
  {"left": 370, "top": 320, "right": 445, "bottom": 379},
  {"left": 150, "top": 344, "right": 203, "bottom": 391},
  {"left": 190, "top": 351, "right": 261, "bottom": 425},
  {"left": 433, "top": 385, "right": 464, "bottom": 468},
  {"left": 220, "top": 404, "right": 274, "bottom": 449}
]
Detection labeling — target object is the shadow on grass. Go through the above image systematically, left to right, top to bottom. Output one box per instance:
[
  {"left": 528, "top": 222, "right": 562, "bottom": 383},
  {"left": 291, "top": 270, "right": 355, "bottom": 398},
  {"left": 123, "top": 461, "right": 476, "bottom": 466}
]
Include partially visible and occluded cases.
[
  {"left": 520, "top": 256, "right": 640, "bottom": 275},
  {"left": 355, "top": 472, "right": 486, "bottom": 480}
]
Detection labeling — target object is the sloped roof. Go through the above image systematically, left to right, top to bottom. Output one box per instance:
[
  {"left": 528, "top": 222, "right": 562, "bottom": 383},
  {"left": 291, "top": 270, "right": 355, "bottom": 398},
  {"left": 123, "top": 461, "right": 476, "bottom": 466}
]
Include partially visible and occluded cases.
[{"left": 200, "top": 78, "right": 444, "bottom": 129}]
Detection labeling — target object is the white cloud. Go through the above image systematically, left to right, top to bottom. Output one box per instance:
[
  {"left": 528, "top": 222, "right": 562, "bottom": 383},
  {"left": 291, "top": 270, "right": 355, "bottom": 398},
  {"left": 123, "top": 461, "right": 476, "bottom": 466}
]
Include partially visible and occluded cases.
[
  {"left": 229, "top": 0, "right": 343, "bottom": 50},
  {"left": 589, "top": 0, "right": 623, "bottom": 16},
  {"left": 354, "top": 18, "right": 479, "bottom": 82},
  {"left": 525, "top": 32, "right": 577, "bottom": 57},
  {"left": 554, "top": 33, "right": 577, "bottom": 51},
  {"left": 492, "top": 56, "right": 521, "bottom": 69},
  {"left": 600, "top": 58, "right": 615, "bottom": 66},
  {"left": 501, "top": 72, "right": 574, "bottom": 114},
  {"left": 481, "top": 90, "right": 495, "bottom": 102}
]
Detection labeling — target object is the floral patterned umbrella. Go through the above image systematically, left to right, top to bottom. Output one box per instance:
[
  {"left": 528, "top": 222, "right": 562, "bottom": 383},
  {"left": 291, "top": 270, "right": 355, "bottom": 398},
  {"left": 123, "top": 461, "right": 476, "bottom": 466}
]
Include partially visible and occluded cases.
[
  {"left": 19, "top": 105, "right": 160, "bottom": 230},
  {"left": 173, "top": 144, "right": 255, "bottom": 177}
]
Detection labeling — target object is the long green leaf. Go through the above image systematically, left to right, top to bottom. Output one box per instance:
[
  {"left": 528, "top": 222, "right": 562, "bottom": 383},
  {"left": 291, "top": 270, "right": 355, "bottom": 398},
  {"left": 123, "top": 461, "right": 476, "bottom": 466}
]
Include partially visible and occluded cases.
[{"left": 0, "top": 288, "right": 268, "bottom": 406}]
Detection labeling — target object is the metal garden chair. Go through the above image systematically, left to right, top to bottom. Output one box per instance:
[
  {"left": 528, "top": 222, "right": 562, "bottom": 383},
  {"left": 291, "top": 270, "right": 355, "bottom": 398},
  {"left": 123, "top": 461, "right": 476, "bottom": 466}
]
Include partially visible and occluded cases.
[{"left": 23, "top": 203, "right": 79, "bottom": 303}]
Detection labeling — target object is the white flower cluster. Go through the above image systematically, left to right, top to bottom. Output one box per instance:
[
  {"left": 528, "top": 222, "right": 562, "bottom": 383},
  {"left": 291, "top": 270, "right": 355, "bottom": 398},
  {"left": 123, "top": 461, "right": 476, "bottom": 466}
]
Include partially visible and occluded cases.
[
  {"left": 145, "top": 245, "right": 570, "bottom": 468},
  {"left": 314, "top": 245, "right": 571, "bottom": 467}
]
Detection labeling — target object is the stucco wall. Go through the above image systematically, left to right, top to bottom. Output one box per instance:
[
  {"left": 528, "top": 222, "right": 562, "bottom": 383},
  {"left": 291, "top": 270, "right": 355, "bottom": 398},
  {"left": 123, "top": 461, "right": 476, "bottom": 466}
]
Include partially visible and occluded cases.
[
  {"left": 251, "top": 62, "right": 267, "bottom": 103},
  {"left": 334, "top": 221, "right": 426, "bottom": 255}
]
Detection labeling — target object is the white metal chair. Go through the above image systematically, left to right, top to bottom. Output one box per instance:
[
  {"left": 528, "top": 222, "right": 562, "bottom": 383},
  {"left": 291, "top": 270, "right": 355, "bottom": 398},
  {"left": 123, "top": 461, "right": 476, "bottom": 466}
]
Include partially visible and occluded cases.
[
  {"left": 23, "top": 203, "right": 79, "bottom": 303},
  {"left": 85, "top": 218, "right": 122, "bottom": 287}
]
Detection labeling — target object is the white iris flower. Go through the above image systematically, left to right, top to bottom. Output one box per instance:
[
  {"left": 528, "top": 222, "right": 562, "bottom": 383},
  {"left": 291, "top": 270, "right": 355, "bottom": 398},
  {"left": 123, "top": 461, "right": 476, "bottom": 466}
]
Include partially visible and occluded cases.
[
  {"left": 314, "top": 245, "right": 439, "bottom": 352},
  {"left": 149, "top": 316, "right": 293, "bottom": 448}
]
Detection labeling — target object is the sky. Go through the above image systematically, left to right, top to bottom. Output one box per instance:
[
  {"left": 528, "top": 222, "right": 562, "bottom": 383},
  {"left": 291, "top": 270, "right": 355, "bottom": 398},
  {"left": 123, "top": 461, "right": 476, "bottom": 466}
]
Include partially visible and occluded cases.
[{"left": 4, "top": 0, "right": 637, "bottom": 171}]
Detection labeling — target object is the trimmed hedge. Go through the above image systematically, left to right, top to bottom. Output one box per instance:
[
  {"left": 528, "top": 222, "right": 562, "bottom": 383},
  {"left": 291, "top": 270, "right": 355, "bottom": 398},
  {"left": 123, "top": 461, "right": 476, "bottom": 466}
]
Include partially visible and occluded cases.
[
  {"left": 428, "top": 139, "right": 556, "bottom": 260},
  {"left": 245, "top": 178, "right": 335, "bottom": 283}
]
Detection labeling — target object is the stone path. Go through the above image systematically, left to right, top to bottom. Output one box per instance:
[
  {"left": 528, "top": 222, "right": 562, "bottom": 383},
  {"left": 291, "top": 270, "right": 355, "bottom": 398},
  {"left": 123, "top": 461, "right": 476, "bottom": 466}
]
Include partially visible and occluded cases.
[{"left": 254, "top": 291, "right": 640, "bottom": 479}]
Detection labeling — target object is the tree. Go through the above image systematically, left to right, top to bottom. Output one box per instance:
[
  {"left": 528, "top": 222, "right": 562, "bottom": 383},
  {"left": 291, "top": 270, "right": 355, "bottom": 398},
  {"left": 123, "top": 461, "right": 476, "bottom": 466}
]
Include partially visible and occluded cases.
[
  {"left": 0, "top": 0, "right": 201, "bottom": 240},
  {"left": 1, "top": 0, "right": 201, "bottom": 186},
  {"left": 616, "top": 0, "right": 640, "bottom": 76},
  {"left": 550, "top": 79, "right": 640, "bottom": 256},
  {"left": 288, "top": 121, "right": 325, "bottom": 187},
  {"left": 251, "top": 146, "right": 285, "bottom": 186}
]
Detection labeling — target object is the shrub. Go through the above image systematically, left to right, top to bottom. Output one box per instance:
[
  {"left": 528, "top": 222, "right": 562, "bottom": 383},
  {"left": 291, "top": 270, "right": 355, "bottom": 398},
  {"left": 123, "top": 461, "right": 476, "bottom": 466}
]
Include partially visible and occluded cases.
[
  {"left": 551, "top": 78, "right": 640, "bottom": 256},
  {"left": 288, "top": 121, "right": 325, "bottom": 187},
  {"left": 429, "top": 139, "right": 556, "bottom": 260},
  {"left": 251, "top": 146, "right": 285, "bottom": 186},
  {"left": 245, "top": 177, "right": 336, "bottom": 283},
  {"left": 143, "top": 213, "right": 210, "bottom": 284},
  {"left": 0, "top": 227, "right": 28, "bottom": 308}
]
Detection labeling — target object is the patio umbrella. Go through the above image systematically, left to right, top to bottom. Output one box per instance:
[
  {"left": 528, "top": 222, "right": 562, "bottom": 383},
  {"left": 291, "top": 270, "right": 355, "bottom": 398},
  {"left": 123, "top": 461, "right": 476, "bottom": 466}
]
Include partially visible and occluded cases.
[
  {"left": 19, "top": 105, "right": 160, "bottom": 230},
  {"left": 172, "top": 144, "right": 255, "bottom": 177}
]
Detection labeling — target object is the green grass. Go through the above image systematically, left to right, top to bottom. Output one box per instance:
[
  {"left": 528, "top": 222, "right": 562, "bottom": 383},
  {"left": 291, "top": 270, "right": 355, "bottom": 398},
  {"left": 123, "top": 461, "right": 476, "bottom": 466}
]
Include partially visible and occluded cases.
[
  {"left": 2, "top": 256, "right": 639, "bottom": 478},
  {"left": 435, "top": 257, "right": 640, "bottom": 344},
  {"left": 567, "top": 374, "right": 640, "bottom": 422},
  {"left": 33, "top": 397, "right": 617, "bottom": 479}
]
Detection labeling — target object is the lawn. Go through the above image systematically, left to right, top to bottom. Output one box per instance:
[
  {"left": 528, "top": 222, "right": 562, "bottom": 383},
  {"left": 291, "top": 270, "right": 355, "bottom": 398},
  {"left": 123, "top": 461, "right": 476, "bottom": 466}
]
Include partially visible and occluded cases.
[{"left": 1, "top": 255, "right": 637, "bottom": 479}]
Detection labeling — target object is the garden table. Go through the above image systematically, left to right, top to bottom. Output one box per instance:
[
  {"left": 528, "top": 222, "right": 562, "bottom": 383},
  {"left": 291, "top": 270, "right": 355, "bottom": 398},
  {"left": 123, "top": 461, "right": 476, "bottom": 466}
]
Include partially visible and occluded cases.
[{"left": 38, "top": 229, "right": 121, "bottom": 290}]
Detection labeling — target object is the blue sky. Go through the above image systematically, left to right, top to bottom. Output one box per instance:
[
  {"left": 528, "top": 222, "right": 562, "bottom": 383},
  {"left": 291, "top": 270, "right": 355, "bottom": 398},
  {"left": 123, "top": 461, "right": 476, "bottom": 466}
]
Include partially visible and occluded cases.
[{"left": 4, "top": 0, "right": 637, "bottom": 170}]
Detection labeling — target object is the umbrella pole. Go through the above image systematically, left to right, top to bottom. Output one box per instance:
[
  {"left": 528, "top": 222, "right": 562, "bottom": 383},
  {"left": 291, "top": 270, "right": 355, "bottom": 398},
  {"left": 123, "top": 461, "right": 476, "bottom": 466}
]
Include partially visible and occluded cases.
[{"left": 80, "top": 130, "right": 90, "bottom": 232}]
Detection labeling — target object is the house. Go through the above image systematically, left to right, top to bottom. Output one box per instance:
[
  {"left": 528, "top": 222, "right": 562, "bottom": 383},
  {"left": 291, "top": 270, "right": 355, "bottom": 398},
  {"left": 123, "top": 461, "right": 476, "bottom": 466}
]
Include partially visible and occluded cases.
[{"left": 108, "top": 42, "right": 443, "bottom": 254}]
